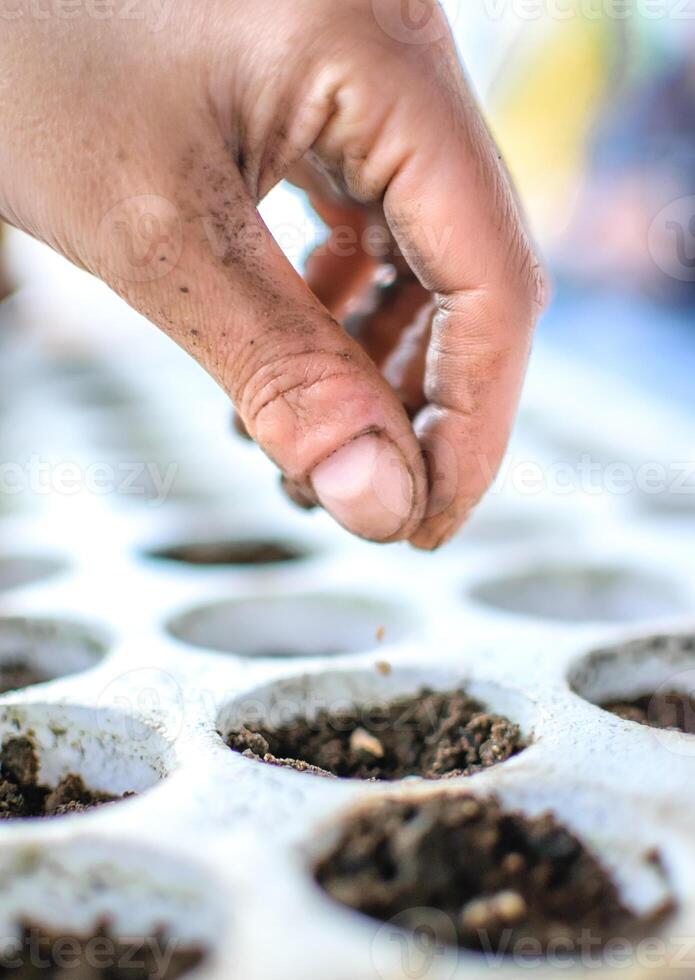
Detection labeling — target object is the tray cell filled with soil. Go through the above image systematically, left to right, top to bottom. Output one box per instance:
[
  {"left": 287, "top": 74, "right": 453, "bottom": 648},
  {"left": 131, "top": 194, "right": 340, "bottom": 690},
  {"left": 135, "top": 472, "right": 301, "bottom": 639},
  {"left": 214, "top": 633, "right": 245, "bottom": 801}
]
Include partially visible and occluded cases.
[
  {"left": 146, "top": 537, "right": 306, "bottom": 568},
  {"left": 470, "top": 562, "right": 687, "bottom": 624},
  {"left": 168, "top": 593, "right": 417, "bottom": 659},
  {"left": 0, "top": 616, "right": 109, "bottom": 694},
  {"left": 570, "top": 632, "right": 695, "bottom": 733},
  {"left": 226, "top": 686, "right": 526, "bottom": 780},
  {"left": 601, "top": 692, "right": 695, "bottom": 732},
  {"left": 0, "top": 703, "right": 171, "bottom": 819},
  {"left": 0, "top": 736, "right": 128, "bottom": 818},
  {"left": 315, "top": 792, "right": 673, "bottom": 960},
  {"left": 0, "top": 839, "right": 221, "bottom": 979},
  {"left": 0, "top": 922, "right": 205, "bottom": 978}
]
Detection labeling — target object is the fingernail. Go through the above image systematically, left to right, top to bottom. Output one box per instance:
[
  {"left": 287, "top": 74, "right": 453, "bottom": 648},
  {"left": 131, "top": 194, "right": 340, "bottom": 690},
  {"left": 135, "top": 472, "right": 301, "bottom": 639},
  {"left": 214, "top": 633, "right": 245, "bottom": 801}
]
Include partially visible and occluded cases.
[{"left": 311, "top": 433, "right": 414, "bottom": 541}]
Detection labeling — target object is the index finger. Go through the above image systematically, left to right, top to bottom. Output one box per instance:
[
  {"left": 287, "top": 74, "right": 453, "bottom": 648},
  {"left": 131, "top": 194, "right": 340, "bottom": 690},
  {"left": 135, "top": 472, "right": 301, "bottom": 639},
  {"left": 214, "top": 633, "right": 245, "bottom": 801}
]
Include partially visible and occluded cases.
[{"left": 382, "top": 43, "right": 547, "bottom": 549}]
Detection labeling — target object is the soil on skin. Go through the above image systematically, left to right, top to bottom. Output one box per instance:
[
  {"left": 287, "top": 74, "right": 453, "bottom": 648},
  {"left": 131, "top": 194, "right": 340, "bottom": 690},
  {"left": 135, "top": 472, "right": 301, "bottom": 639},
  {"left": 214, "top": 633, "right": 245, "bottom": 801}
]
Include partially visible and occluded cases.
[
  {"left": 151, "top": 540, "right": 301, "bottom": 566},
  {"left": 0, "top": 663, "right": 47, "bottom": 694},
  {"left": 227, "top": 688, "right": 525, "bottom": 780},
  {"left": 602, "top": 692, "right": 695, "bottom": 733},
  {"left": 0, "top": 737, "right": 126, "bottom": 818},
  {"left": 316, "top": 794, "right": 672, "bottom": 957},
  {"left": 0, "top": 921, "right": 206, "bottom": 978}
]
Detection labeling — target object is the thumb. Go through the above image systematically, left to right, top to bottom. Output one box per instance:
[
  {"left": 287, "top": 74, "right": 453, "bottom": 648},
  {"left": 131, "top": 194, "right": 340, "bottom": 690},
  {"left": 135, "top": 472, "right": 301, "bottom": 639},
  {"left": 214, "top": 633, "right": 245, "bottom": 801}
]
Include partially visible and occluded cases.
[{"left": 92, "top": 159, "right": 427, "bottom": 543}]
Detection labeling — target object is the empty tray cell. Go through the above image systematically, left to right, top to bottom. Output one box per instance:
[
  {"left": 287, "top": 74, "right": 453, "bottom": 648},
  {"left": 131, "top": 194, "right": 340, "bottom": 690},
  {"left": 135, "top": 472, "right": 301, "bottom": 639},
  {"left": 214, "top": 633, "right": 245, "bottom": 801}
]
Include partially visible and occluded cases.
[
  {"left": 66, "top": 377, "right": 139, "bottom": 409},
  {"left": 103, "top": 453, "right": 202, "bottom": 508},
  {"left": 455, "top": 503, "right": 573, "bottom": 548},
  {"left": 146, "top": 537, "right": 308, "bottom": 568},
  {"left": 0, "top": 555, "right": 65, "bottom": 595},
  {"left": 470, "top": 563, "right": 687, "bottom": 624},
  {"left": 168, "top": 593, "right": 416, "bottom": 658},
  {"left": 0, "top": 616, "right": 109, "bottom": 693},
  {"left": 570, "top": 633, "right": 695, "bottom": 733},
  {"left": 223, "top": 668, "right": 528, "bottom": 780},
  {"left": 0, "top": 703, "right": 171, "bottom": 820},
  {"left": 315, "top": 792, "right": 673, "bottom": 961},
  {"left": 0, "top": 838, "right": 220, "bottom": 977}
]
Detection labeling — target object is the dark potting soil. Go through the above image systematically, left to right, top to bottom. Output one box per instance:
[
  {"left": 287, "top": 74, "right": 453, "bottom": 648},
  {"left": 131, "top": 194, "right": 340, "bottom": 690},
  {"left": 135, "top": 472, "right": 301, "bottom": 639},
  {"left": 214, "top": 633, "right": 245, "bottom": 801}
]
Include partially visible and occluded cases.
[
  {"left": 150, "top": 540, "right": 301, "bottom": 566},
  {"left": 0, "top": 664, "right": 47, "bottom": 694},
  {"left": 227, "top": 688, "right": 525, "bottom": 780},
  {"left": 602, "top": 692, "right": 695, "bottom": 733},
  {"left": 0, "top": 738, "right": 126, "bottom": 818},
  {"left": 315, "top": 794, "right": 672, "bottom": 957},
  {"left": 0, "top": 921, "right": 206, "bottom": 978}
]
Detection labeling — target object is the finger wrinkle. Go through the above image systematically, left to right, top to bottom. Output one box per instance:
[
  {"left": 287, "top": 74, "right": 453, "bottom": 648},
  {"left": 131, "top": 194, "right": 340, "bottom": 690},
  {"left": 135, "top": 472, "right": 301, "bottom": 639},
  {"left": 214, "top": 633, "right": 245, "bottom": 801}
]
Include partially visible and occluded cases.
[
  {"left": 237, "top": 347, "right": 355, "bottom": 423},
  {"left": 250, "top": 369, "right": 354, "bottom": 427}
]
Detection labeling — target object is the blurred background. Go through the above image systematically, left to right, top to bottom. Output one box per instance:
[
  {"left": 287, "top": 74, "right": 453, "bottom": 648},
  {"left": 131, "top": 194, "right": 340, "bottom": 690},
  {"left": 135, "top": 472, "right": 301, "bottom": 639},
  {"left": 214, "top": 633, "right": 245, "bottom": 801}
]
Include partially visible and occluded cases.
[
  {"left": 1, "top": 1, "right": 694, "bottom": 552},
  {"left": 461, "top": 2, "right": 695, "bottom": 406}
]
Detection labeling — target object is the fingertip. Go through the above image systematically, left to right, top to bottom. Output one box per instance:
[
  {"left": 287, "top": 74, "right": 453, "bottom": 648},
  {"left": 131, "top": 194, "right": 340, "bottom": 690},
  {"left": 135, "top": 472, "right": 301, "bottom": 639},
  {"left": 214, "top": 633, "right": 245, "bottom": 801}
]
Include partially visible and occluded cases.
[
  {"left": 232, "top": 411, "right": 252, "bottom": 440},
  {"left": 280, "top": 475, "right": 318, "bottom": 512},
  {"left": 408, "top": 512, "right": 462, "bottom": 552}
]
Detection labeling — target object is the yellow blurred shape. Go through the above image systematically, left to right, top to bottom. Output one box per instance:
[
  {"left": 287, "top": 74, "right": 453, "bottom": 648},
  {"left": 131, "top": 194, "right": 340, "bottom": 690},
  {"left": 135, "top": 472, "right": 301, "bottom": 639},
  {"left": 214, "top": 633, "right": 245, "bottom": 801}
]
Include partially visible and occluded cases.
[{"left": 489, "top": 16, "right": 616, "bottom": 239}]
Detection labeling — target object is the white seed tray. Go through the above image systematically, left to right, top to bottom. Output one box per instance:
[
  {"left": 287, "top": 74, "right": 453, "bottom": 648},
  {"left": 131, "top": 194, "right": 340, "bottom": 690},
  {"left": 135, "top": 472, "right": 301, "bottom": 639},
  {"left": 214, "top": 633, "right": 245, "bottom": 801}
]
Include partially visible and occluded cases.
[{"left": 2, "top": 236, "right": 695, "bottom": 980}]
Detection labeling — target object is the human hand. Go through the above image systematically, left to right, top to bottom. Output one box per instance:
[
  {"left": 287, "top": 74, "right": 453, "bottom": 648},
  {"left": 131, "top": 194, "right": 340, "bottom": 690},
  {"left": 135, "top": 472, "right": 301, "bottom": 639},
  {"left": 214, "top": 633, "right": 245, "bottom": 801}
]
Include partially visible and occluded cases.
[
  {"left": 0, "top": 0, "right": 545, "bottom": 547},
  {"left": 0, "top": 225, "right": 14, "bottom": 302}
]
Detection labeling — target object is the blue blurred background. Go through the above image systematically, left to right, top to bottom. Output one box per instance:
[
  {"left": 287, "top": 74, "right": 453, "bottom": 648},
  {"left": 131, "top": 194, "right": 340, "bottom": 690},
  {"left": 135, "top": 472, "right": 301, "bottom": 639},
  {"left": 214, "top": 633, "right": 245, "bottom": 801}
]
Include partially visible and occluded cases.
[{"left": 454, "top": 5, "right": 695, "bottom": 411}]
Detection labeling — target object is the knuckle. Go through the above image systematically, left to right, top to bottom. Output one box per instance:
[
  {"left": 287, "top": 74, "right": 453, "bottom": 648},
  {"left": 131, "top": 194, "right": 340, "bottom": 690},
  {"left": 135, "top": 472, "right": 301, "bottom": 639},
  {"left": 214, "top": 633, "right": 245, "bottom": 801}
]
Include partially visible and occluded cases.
[
  {"left": 507, "top": 233, "right": 549, "bottom": 318},
  {"left": 531, "top": 260, "right": 552, "bottom": 313},
  {"left": 238, "top": 348, "right": 356, "bottom": 430}
]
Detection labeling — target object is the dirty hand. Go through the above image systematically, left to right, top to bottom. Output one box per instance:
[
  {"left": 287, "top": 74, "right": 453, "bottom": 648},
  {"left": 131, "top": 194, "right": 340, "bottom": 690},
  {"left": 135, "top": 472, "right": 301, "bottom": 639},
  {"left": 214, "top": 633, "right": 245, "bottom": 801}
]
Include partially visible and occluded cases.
[{"left": 0, "top": 0, "right": 545, "bottom": 548}]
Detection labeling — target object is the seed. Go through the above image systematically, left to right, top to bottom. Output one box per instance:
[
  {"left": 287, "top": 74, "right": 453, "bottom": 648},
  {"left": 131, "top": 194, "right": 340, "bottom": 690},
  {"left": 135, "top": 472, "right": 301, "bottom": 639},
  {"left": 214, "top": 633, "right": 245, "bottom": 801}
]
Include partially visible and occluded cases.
[
  {"left": 350, "top": 727, "right": 384, "bottom": 758},
  {"left": 460, "top": 799, "right": 481, "bottom": 820},
  {"left": 502, "top": 852, "right": 526, "bottom": 875},
  {"left": 461, "top": 891, "right": 527, "bottom": 932},
  {"left": 494, "top": 891, "right": 527, "bottom": 924},
  {"left": 461, "top": 898, "right": 492, "bottom": 931}
]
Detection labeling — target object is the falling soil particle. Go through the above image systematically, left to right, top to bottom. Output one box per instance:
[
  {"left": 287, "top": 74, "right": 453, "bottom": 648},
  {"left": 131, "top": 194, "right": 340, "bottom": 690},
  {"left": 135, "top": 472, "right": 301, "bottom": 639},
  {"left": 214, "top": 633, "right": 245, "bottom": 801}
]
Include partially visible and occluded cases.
[
  {"left": 149, "top": 540, "right": 302, "bottom": 567},
  {"left": 375, "top": 661, "right": 391, "bottom": 676},
  {"left": 0, "top": 663, "right": 47, "bottom": 694},
  {"left": 226, "top": 688, "right": 525, "bottom": 780},
  {"left": 602, "top": 692, "right": 695, "bottom": 733},
  {"left": 0, "top": 737, "right": 129, "bottom": 818},
  {"left": 315, "top": 794, "right": 672, "bottom": 957},
  {"left": 0, "top": 921, "right": 206, "bottom": 978}
]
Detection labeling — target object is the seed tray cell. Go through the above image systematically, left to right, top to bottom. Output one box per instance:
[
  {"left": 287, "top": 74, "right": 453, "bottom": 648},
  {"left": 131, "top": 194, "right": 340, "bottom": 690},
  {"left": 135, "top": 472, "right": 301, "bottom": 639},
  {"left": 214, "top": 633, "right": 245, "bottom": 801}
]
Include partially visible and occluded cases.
[{"left": 2, "top": 268, "right": 695, "bottom": 978}]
